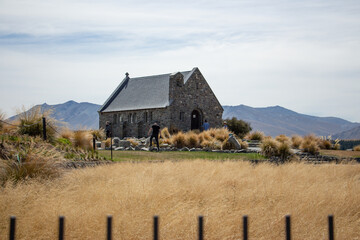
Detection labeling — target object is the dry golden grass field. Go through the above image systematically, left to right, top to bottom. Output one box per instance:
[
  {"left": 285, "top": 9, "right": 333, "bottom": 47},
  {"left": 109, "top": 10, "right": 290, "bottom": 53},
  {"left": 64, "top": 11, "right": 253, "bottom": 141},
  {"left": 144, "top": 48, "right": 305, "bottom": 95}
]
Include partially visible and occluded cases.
[{"left": 1, "top": 160, "right": 359, "bottom": 239}]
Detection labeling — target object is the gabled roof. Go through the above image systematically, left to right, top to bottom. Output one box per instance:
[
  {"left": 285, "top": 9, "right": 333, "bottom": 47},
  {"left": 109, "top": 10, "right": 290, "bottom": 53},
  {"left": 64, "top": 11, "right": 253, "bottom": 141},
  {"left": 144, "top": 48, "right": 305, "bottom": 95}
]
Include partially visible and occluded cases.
[{"left": 99, "top": 69, "right": 194, "bottom": 113}]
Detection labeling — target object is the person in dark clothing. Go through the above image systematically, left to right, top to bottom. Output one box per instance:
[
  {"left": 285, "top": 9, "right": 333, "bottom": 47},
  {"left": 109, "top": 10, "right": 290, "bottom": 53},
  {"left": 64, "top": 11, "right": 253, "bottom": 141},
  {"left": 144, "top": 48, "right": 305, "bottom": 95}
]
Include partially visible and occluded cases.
[
  {"left": 105, "top": 121, "right": 112, "bottom": 139},
  {"left": 148, "top": 122, "right": 160, "bottom": 151}
]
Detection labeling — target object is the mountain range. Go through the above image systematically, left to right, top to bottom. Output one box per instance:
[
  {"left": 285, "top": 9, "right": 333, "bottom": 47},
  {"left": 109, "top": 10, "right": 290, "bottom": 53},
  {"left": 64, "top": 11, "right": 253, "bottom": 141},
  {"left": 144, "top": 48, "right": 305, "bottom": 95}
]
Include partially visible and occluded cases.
[
  {"left": 9, "top": 101, "right": 360, "bottom": 139},
  {"left": 10, "top": 101, "right": 100, "bottom": 130},
  {"left": 223, "top": 105, "right": 360, "bottom": 138}
]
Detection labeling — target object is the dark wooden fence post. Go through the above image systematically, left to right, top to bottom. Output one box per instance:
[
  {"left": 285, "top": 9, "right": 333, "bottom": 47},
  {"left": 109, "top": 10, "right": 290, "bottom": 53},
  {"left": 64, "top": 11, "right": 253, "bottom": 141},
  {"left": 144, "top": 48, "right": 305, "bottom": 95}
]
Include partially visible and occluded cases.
[
  {"left": 42, "top": 117, "right": 47, "bottom": 141},
  {"left": 110, "top": 124, "right": 113, "bottom": 161},
  {"left": 93, "top": 137, "right": 96, "bottom": 151},
  {"left": 107, "top": 215, "right": 112, "bottom": 240},
  {"left": 243, "top": 215, "right": 248, "bottom": 240},
  {"left": 285, "top": 215, "right": 291, "bottom": 240},
  {"left": 328, "top": 215, "right": 334, "bottom": 240},
  {"left": 9, "top": 216, "right": 16, "bottom": 240},
  {"left": 59, "top": 216, "right": 64, "bottom": 240},
  {"left": 153, "top": 216, "right": 159, "bottom": 240},
  {"left": 198, "top": 216, "right": 203, "bottom": 240}
]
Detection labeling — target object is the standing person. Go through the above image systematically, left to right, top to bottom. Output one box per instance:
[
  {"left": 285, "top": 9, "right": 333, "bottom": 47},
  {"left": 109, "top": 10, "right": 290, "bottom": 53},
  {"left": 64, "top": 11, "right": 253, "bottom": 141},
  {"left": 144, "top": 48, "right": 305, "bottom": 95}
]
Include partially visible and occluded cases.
[
  {"left": 202, "top": 119, "right": 210, "bottom": 131},
  {"left": 105, "top": 121, "right": 112, "bottom": 139},
  {"left": 223, "top": 121, "right": 228, "bottom": 129},
  {"left": 148, "top": 122, "right": 160, "bottom": 151}
]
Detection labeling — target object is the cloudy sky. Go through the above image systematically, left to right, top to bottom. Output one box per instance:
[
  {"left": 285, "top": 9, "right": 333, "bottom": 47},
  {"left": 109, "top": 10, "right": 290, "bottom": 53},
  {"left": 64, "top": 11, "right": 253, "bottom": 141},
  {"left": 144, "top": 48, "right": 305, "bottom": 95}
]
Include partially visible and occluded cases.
[{"left": 0, "top": 0, "right": 359, "bottom": 122}]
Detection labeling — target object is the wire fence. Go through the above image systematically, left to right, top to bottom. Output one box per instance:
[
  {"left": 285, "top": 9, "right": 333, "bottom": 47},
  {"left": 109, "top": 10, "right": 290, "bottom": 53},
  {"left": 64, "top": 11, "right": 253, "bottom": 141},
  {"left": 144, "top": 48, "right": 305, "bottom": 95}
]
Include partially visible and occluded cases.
[{"left": 7, "top": 214, "right": 336, "bottom": 240}]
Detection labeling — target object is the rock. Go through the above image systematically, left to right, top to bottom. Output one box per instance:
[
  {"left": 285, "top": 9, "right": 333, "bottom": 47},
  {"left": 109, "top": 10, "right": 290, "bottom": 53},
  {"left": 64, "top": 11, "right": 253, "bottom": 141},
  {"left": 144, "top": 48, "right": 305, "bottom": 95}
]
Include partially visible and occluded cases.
[
  {"left": 228, "top": 135, "right": 242, "bottom": 150},
  {"left": 112, "top": 137, "right": 121, "bottom": 147},
  {"left": 118, "top": 140, "right": 131, "bottom": 148},
  {"left": 135, "top": 146, "right": 141, "bottom": 151},
  {"left": 115, "top": 147, "right": 124, "bottom": 151},
  {"left": 141, "top": 147, "right": 149, "bottom": 151},
  {"left": 180, "top": 147, "right": 190, "bottom": 151},
  {"left": 190, "top": 148, "right": 196, "bottom": 151}
]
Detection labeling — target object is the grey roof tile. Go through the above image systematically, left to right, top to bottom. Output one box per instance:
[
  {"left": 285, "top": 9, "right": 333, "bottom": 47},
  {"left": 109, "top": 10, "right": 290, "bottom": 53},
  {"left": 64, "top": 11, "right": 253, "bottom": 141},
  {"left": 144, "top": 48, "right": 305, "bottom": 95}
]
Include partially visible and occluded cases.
[{"left": 100, "top": 69, "right": 193, "bottom": 113}]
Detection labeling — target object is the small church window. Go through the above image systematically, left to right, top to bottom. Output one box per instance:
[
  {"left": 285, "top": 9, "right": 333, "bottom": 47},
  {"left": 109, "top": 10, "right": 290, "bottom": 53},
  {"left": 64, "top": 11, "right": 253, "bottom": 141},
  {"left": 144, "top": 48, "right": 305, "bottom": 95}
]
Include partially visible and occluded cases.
[
  {"left": 177, "top": 80, "right": 182, "bottom": 87},
  {"left": 196, "top": 83, "right": 199, "bottom": 89},
  {"left": 150, "top": 111, "right": 153, "bottom": 122},
  {"left": 144, "top": 112, "right": 148, "bottom": 122},
  {"left": 180, "top": 112, "right": 185, "bottom": 121},
  {"left": 128, "top": 113, "right": 132, "bottom": 123},
  {"left": 132, "top": 113, "right": 136, "bottom": 123},
  {"left": 113, "top": 114, "right": 117, "bottom": 124},
  {"left": 119, "top": 115, "right": 123, "bottom": 123}
]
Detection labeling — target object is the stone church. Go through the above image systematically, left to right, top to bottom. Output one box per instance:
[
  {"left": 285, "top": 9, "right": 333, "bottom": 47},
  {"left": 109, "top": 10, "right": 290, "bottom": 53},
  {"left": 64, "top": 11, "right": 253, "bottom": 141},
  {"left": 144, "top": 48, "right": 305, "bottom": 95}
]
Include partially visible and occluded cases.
[{"left": 98, "top": 67, "right": 223, "bottom": 138}]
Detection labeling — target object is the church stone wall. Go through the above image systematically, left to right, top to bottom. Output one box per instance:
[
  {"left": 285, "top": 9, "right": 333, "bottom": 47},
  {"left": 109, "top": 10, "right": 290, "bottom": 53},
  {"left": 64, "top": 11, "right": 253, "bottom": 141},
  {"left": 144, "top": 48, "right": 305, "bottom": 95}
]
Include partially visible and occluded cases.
[{"left": 99, "top": 68, "right": 223, "bottom": 138}]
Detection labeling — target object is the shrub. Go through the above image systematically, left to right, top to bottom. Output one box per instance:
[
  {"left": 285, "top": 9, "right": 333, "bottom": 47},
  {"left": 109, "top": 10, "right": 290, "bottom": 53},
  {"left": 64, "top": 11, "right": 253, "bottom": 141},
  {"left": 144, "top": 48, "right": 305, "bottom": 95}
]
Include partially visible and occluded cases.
[
  {"left": 16, "top": 106, "right": 57, "bottom": 141},
  {"left": 0, "top": 110, "right": 5, "bottom": 131},
  {"left": 224, "top": 117, "right": 252, "bottom": 138},
  {"left": 60, "top": 127, "right": 74, "bottom": 140},
  {"left": 161, "top": 127, "right": 171, "bottom": 139},
  {"left": 91, "top": 128, "right": 105, "bottom": 141},
  {"left": 213, "top": 128, "right": 230, "bottom": 142},
  {"left": 73, "top": 130, "right": 92, "bottom": 150},
  {"left": 199, "top": 131, "right": 211, "bottom": 142},
  {"left": 246, "top": 131, "right": 264, "bottom": 141},
  {"left": 171, "top": 132, "right": 187, "bottom": 148},
  {"left": 186, "top": 132, "right": 200, "bottom": 148},
  {"left": 275, "top": 134, "right": 290, "bottom": 144},
  {"left": 291, "top": 135, "right": 303, "bottom": 149},
  {"left": 301, "top": 135, "right": 320, "bottom": 155},
  {"left": 56, "top": 138, "right": 72, "bottom": 146},
  {"left": 104, "top": 138, "right": 111, "bottom": 148},
  {"left": 128, "top": 138, "right": 139, "bottom": 147},
  {"left": 260, "top": 138, "right": 279, "bottom": 158},
  {"left": 222, "top": 139, "right": 235, "bottom": 150},
  {"left": 240, "top": 140, "right": 248, "bottom": 149},
  {"left": 319, "top": 140, "right": 332, "bottom": 150},
  {"left": 278, "top": 142, "right": 292, "bottom": 160},
  {"left": 353, "top": 145, "right": 360, "bottom": 151},
  {"left": 0, "top": 150, "right": 61, "bottom": 185}
]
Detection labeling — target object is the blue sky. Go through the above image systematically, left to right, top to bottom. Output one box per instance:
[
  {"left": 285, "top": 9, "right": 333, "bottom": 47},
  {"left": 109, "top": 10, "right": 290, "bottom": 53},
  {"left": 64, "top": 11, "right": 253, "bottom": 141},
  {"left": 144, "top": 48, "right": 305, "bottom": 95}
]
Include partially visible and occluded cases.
[{"left": 0, "top": 0, "right": 359, "bottom": 122}]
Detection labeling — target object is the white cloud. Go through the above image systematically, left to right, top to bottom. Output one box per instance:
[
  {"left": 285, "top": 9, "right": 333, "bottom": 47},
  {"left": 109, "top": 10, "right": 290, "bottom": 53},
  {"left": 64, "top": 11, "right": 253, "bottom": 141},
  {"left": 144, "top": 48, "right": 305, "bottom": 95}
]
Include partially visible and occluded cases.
[{"left": 0, "top": 0, "right": 359, "bottom": 122}]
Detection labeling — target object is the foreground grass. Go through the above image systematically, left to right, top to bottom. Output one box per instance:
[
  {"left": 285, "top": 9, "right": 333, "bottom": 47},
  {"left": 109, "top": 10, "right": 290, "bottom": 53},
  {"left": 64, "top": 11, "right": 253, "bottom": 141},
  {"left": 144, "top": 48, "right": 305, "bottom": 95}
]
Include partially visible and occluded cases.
[
  {"left": 320, "top": 149, "right": 360, "bottom": 159},
  {"left": 99, "top": 150, "right": 266, "bottom": 162},
  {"left": 1, "top": 161, "right": 359, "bottom": 239}
]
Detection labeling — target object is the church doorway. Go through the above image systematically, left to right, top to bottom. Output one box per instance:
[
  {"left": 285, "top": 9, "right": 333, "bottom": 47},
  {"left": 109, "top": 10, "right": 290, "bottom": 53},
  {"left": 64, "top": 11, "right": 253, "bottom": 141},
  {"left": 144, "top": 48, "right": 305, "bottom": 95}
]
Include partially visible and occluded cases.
[{"left": 191, "top": 110, "right": 202, "bottom": 130}]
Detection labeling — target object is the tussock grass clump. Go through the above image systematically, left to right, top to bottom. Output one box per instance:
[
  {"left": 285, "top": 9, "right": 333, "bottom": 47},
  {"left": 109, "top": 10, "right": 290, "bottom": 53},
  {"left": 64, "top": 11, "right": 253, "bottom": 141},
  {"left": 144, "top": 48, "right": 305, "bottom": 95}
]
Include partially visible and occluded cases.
[
  {"left": 16, "top": 106, "right": 58, "bottom": 141},
  {"left": 0, "top": 110, "right": 5, "bottom": 131},
  {"left": 60, "top": 127, "right": 74, "bottom": 140},
  {"left": 161, "top": 127, "right": 171, "bottom": 139},
  {"left": 91, "top": 128, "right": 105, "bottom": 141},
  {"left": 73, "top": 130, "right": 92, "bottom": 150},
  {"left": 245, "top": 131, "right": 264, "bottom": 141},
  {"left": 171, "top": 132, "right": 187, "bottom": 148},
  {"left": 186, "top": 132, "right": 200, "bottom": 148},
  {"left": 275, "top": 134, "right": 290, "bottom": 144},
  {"left": 291, "top": 135, "right": 303, "bottom": 149},
  {"left": 301, "top": 135, "right": 320, "bottom": 155},
  {"left": 104, "top": 138, "right": 111, "bottom": 148},
  {"left": 127, "top": 138, "right": 139, "bottom": 147},
  {"left": 260, "top": 138, "right": 279, "bottom": 158},
  {"left": 240, "top": 140, "right": 249, "bottom": 149},
  {"left": 319, "top": 140, "right": 332, "bottom": 150},
  {"left": 277, "top": 142, "right": 292, "bottom": 160},
  {"left": 353, "top": 145, "right": 360, "bottom": 151},
  {"left": 0, "top": 150, "right": 61, "bottom": 185},
  {"left": 1, "top": 161, "right": 359, "bottom": 239}
]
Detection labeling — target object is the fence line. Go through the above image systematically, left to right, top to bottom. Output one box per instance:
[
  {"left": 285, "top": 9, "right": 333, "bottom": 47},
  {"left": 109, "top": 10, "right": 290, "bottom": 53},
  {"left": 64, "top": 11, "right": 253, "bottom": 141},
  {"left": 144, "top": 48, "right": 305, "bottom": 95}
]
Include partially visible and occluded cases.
[{"left": 8, "top": 214, "right": 336, "bottom": 240}]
